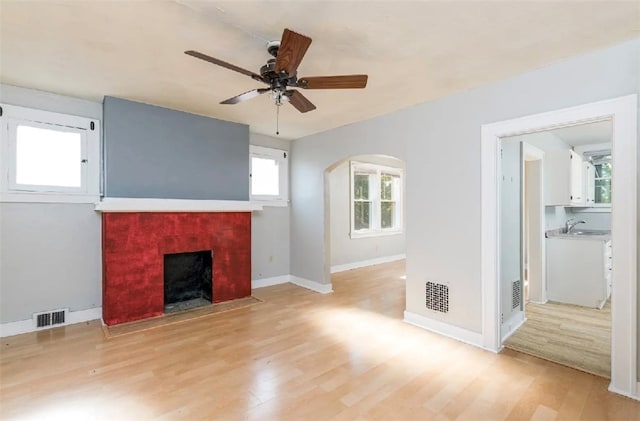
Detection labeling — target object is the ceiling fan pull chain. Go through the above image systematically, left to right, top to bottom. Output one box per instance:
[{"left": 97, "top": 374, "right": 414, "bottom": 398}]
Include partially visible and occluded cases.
[{"left": 276, "top": 104, "right": 280, "bottom": 136}]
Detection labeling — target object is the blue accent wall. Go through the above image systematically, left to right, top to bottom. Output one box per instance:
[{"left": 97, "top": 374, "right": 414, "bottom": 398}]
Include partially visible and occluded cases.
[{"left": 103, "top": 97, "right": 249, "bottom": 200}]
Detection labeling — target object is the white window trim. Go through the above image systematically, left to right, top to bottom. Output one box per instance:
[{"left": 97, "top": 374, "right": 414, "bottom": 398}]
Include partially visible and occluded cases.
[
  {"left": 0, "top": 103, "right": 100, "bottom": 204},
  {"left": 249, "top": 145, "right": 288, "bottom": 206},
  {"left": 593, "top": 160, "right": 612, "bottom": 207},
  {"left": 350, "top": 161, "right": 403, "bottom": 238}
]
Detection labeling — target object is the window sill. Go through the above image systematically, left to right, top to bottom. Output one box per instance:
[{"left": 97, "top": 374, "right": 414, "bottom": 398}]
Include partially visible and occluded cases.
[
  {"left": 0, "top": 191, "right": 100, "bottom": 204},
  {"left": 350, "top": 230, "right": 403, "bottom": 239}
]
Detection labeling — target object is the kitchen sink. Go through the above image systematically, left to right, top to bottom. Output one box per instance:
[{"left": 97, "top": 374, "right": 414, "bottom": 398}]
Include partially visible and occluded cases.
[{"left": 566, "top": 229, "right": 610, "bottom": 236}]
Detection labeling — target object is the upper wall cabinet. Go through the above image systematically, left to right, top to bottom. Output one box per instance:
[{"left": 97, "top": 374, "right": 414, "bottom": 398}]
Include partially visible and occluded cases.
[{"left": 544, "top": 150, "right": 585, "bottom": 206}]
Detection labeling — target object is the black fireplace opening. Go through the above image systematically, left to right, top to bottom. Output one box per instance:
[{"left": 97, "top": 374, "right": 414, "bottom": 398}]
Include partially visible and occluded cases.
[{"left": 163, "top": 250, "right": 213, "bottom": 313}]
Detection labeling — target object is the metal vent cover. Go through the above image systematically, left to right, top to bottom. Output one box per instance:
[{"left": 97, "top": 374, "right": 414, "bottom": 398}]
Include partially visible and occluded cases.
[
  {"left": 512, "top": 280, "right": 521, "bottom": 310},
  {"left": 425, "top": 281, "right": 449, "bottom": 313},
  {"left": 34, "top": 309, "right": 67, "bottom": 328}
]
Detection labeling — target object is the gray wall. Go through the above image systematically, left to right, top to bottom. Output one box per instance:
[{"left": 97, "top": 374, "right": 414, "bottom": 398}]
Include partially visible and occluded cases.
[
  {"left": 290, "top": 39, "right": 638, "bottom": 340},
  {"left": 0, "top": 84, "right": 103, "bottom": 322},
  {"left": 103, "top": 96, "right": 249, "bottom": 200},
  {"left": 250, "top": 133, "right": 290, "bottom": 280},
  {"left": 329, "top": 155, "right": 405, "bottom": 268},
  {"left": 0, "top": 204, "right": 102, "bottom": 321},
  {"left": 545, "top": 206, "right": 570, "bottom": 230},
  {"left": 567, "top": 209, "right": 611, "bottom": 230}
]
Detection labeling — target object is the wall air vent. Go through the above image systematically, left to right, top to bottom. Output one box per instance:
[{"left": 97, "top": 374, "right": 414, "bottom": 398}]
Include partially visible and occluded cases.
[
  {"left": 512, "top": 280, "right": 521, "bottom": 310},
  {"left": 425, "top": 281, "right": 449, "bottom": 313},
  {"left": 33, "top": 308, "right": 68, "bottom": 329}
]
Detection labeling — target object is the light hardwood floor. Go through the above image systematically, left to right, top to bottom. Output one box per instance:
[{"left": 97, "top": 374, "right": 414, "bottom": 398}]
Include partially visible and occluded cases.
[
  {"left": 1, "top": 260, "right": 639, "bottom": 420},
  {"left": 504, "top": 300, "right": 611, "bottom": 378}
]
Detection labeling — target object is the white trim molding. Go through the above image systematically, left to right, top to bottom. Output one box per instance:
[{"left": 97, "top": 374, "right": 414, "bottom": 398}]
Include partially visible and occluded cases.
[
  {"left": 481, "top": 94, "right": 637, "bottom": 398},
  {"left": 95, "top": 198, "right": 263, "bottom": 212},
  {"left": 330, "top": 254, "right": 406, "bottom": 273},
  {"left": 251, "top": 275, "right": 290, "bottom": 289},
  {"left": 290, "top": 276, "right": 333, "bottom": 294},
  {"left": 0, "top": 307, "right": 102, "bottom": 338},
  {"left": 403, "top": 311, "right": 487, "bottom": 350},
  {"left": 501, "top": 312, "right": 526, "bottom": 343}
]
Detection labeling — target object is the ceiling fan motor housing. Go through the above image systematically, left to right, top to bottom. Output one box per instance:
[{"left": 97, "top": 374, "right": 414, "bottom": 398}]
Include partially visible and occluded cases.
[{"left": 260, "top": 58, "right": 298, "bottom": 90}]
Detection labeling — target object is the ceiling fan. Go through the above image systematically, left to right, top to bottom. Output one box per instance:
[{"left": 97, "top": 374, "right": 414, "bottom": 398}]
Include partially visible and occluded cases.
[{"left": 184, "top": 28, "right": 368, "bottom": 114}]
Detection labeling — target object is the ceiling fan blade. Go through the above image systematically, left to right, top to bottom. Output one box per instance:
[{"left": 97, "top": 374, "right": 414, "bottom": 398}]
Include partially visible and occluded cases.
[
  {"left": 274, "top": 28, "right": 312, "bottom": 76},
  {"left": 185, "top": 50, "right": 264, "bottom": 82},
  {"left": 298, "top": 75, "right": 368, "bottom": 89},
  {"left": 220, "top": 88, "right": 270, "bottom": 105},
  {"left": 287, "top": 90, "right": 316, "bottom": 113}
]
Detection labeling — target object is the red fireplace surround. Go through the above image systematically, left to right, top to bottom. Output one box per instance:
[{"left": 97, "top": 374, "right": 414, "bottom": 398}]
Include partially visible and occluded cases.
[{"left": 102, "top": 212, "right": 251, "bottom": 325}]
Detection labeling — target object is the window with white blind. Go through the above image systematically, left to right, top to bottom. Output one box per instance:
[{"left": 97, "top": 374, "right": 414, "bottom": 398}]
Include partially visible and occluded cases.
[{"left": 350, "top": 161, "right": 403, "bottom": 237}]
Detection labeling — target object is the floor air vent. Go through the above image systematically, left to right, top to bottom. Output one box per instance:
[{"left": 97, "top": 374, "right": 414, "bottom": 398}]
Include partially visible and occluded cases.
[
  {"left": 512, "top": 280, "right": 521, "bottom": 309},
  {"left": 425, "top": 281, "right": 449, "bottom": 313},
  {"left": 34, "top": 309, "right": 68, "bottom": 328}
]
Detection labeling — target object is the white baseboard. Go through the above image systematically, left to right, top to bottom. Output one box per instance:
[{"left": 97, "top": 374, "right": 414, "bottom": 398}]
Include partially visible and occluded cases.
[
  {"left": 330, "top": 254, "right": 406, "bottom": 274},
  {"left": 252, "top": 275, "right": 291, "bottom": 289},
  {"left": 290, "top": 276, "right": 333, "bottom": 294},
  {"left": 528, "top": 299, "right": 548, "bottom": 305},
  {"left": 0, "top": 307, "right": 102, "bottom": 338},
  {"left": 403, "top": 310, "right": 487, "bottom": 350},
  {"left": 501, "top": 312, "right": 526, "bottom": 342},
  {"left": 608, "top": 383, "right": 640, "bottom": 401}
]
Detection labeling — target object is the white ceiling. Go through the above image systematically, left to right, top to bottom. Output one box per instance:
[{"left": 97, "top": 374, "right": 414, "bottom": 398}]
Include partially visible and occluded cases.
[
  {"left": 1, "top": 1, "right": 638, "bottom": 140},
  {"left": 551, "top": 120, "right": 612, "bottom": 146}
]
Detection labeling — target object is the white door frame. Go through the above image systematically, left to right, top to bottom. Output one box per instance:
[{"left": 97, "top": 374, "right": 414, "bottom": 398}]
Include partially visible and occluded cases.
[
  {"left": 480, "top": 95, "right": 638, "bottom": 399},
  {"left": 522, "top": 144, "right": 546, "bottom": 304}
]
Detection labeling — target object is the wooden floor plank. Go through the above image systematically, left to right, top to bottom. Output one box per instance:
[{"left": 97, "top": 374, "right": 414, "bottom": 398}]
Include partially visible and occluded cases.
[
  {"left": 1, "top": 260, "right": 638, "bottom": 420},
  {"left": 504, "top": 300, "right": 611, "bottom": 378}
]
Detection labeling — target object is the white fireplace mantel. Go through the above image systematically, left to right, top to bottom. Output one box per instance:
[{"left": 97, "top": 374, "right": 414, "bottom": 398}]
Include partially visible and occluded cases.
[{"left": 95, "top": 198, "right": 263, "bottom": 212}]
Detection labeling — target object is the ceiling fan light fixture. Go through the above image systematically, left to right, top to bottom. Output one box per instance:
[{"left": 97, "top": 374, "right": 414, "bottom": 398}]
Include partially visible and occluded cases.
[{"left": 271, "top": 89, "right": 289, "bottom": 106}]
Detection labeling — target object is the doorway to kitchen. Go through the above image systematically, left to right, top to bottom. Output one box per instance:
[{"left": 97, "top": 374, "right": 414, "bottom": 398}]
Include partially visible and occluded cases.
[
  {"left": 480, "top": 94, "right": 637, "bottom": 398},
  {"left": 499, "top": 121, "right": 613, "bottom": 378}
]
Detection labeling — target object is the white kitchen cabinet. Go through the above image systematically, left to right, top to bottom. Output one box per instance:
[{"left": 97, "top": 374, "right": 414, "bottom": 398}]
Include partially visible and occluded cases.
[
  {"left": 544, "top": 150, "right": 584, "bottom": 206},
  {"left": 584, "top": 161, "right": 596, "bottom": 206},
  {"left": 546, "top": 237, "right": 611, "bottom": 309}
]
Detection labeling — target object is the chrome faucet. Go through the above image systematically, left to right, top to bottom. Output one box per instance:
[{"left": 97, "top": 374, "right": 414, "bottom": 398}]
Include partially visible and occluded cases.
[{"left": 565, "top": 218, "right": 586, "bottom": 233}]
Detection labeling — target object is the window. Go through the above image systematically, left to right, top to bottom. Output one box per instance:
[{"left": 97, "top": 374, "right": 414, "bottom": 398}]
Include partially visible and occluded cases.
[
  {"left": 0, "top": 104, "right": 100, "bottom": 203},
  {"left": 250, "top": 145, "right": 288, "bottom": 204},
  {"left": 593, "top": 157, "right": 611, "bottom": 205},
  {"left": 350, "top": 161, "right": 403, "bottom": 237}
]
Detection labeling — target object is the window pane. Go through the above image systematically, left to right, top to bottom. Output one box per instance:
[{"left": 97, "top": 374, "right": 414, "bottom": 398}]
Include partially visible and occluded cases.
[
  {"left": 16, "top": 125, "right": 82, "bottom": 187},
  {"left": 251, "top": 156, "right": 279, "bottom": 196},
  {"left": 354, "top": 173, "right": 369, "bottom": 200},
  {"left": 381, "top": 173, "right": 399, "bottom": 200},
  {"left": 381, "top": 174, "right": 391, "bottom": 200},
  {"left": 595, "top": 178, "right": 611, "bottom": 204},
  {"left": 354, "top": 201, "right": 371, "bottom": 230},
  {"left": 381, "top": 202, "right": 395, "bottom": 228}
]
